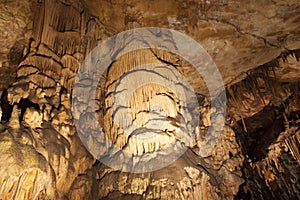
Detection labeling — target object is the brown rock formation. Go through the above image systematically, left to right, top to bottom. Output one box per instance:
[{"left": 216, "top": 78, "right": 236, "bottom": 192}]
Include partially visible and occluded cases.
[{"left": 0, "top": 0, "right": 299, "bottom": 199}]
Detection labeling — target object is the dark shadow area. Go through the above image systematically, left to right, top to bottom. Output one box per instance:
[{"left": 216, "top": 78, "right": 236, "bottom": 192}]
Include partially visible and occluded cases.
[
  {"left": 1, "top": 89, "right": 13, "bottom": 121},
  {"left": 17, "top": 98, "right": 40, "bottom": 121},
  {"left": 234, "top": 106, "right": 284, "bottom": 162}
]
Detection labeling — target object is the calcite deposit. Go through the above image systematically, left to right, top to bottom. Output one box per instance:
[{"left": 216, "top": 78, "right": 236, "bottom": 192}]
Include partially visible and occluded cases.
[{"left": 0, "top": 0, "right": 299, "bottom": 199}]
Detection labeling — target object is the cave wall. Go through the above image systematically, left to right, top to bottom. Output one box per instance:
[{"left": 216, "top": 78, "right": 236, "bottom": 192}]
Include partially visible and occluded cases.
[{"left": 0, "top": 0, "right": 299, "bottom": 199}]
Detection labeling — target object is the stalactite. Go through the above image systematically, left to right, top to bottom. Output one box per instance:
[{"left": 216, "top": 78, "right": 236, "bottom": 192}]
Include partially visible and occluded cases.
[
  {"left": 2, "top": 0, "right": 300, "bottom": 199},
  {"left": 32, "top": 0, "right": 45, "bottom": 46},
  {"left": 48, "top": 1, "right": 80, "bottom": 32},
  {"left": 52, "top": 33, "right": 81, "bottom": 56},
  {"left": 280, "top": 49, "right": 300, "bottom": 63},
  {"left": 292, "top": 49, "right": 300, "bottom": 61},
  {"left": 61, "top": 54, "right": 80, "bottom": 73},
  {"left": 18, "top": 55, "right": 63, "bottom": 82},
  {"left": 227, "top": 56, "right": 283, "bottom": 126},
  {"left": 17, "top": 65, "right": 39, "bottom": 77},
  {"left": 260, "top": 65, "right": 277, "bottom": 97},
  {"left": 61, "top": 68, "right": 75, "bottom": 93},
  {"left": 245, "top": 73, "right": 265, "bottom": 105},
  {"left": 29, "top": 74, "right": 56, "bottom": 88},
  {"left": 228, "top": 86, "right": 247, "bottom": 132},
  {"left": 284, "top": 131, "right": 300, "bottom": 165}
]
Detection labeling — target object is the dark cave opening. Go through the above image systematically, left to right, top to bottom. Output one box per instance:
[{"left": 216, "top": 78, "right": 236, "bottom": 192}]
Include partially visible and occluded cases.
[
  {"left": 0, "top": 89, "right": 12, "bottom": 122},
  {"left": 234, "top": 91, "right": 300, "bottom": 199},
  {"left": 17, "top": 98, "right": 40, "bottom": 121},
  {"left": 234, "top": 106, "right": 284, "bottom": 162}
]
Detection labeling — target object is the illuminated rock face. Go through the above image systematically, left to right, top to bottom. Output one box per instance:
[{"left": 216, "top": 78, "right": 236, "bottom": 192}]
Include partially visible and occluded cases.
[
  {"left": 0, "top": 0, "right": 299, "bottom": 199},
  {"left": 94, "top": 49, "right": 202, "bottom": 172}
]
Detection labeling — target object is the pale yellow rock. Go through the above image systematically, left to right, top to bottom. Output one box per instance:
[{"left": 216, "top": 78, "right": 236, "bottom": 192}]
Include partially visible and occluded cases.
[
  {"left": 8, "top": 105, "right": 20, "bottom": 129},
  {"left": 23, "top": 107, "right": 43, "bottom": 128},
  {"left": 0, "top": 132, "right": 56, "bottom": 199}
]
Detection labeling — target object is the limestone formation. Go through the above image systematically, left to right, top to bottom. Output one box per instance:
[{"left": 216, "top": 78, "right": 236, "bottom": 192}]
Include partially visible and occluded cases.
[{"left": 0, "top": 0, "right": 299, "bottom": 199}]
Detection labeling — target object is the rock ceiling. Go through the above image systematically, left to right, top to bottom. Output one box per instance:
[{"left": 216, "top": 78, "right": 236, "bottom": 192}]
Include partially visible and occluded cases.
[{"left": 0, "top": 0, "right": 299, "bottom": 199}]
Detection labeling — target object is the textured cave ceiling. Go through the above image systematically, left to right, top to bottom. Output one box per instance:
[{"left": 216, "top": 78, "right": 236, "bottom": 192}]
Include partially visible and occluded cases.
[{"left": 0, "top": 0, "right": 299, "bottom": 199}]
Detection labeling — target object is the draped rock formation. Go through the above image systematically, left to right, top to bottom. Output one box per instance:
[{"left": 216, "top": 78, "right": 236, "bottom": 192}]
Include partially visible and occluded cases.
[{"left": 0, "top": 0, "right": 299, "bottom": 199}]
